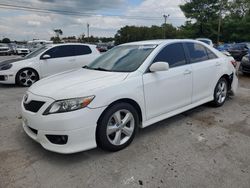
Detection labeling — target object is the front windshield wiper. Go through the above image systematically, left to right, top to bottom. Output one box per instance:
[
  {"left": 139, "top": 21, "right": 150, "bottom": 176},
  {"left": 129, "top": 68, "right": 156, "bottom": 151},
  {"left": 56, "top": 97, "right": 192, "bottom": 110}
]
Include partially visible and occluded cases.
[{"left": 83, "top": 65, "right": 109, "bottom": 71}]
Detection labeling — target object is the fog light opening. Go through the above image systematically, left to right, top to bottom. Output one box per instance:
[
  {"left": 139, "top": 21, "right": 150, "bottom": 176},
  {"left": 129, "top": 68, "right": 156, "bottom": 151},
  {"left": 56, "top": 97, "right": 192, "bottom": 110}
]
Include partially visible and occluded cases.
[{"left": 46, "top": 135, "right": 68, "bottom": 145}]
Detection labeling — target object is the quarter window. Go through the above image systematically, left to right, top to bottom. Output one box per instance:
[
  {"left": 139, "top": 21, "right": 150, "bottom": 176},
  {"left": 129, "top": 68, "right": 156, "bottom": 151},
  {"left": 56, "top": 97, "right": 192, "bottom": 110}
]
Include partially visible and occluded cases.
[
  {"left": 153, "top": 43, "right": 187, "bottom": 67},
  {"left": 186, "top": 43, "right": 209, "bottom": 63},
  {"left": 74, "top": 45, "right": 92, "bottom": 56},
  {"left": 206, "top": 48, "right": 218, "bottom": 59}
]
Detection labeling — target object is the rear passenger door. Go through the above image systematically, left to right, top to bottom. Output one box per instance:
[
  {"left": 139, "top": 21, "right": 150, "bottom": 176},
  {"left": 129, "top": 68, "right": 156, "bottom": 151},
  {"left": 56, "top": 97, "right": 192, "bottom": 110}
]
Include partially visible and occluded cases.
[
  {"left": 184, "top": 42, "right": 219, "bottom": 103},
  {"left": 40, "top": 45, "right": 78, "bottom": 77}
]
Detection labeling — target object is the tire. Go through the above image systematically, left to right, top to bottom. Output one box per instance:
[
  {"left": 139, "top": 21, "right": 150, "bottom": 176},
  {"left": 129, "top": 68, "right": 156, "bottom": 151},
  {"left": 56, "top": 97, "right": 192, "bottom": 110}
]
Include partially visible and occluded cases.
[
  {"left": 16, "top": 68, "right": 39, "bottom": 87},
  {"left": 211, "top": 77, "right": 228, "bottom": 107},
  {"left": 96, "top": 103, "right": 139, "bottom": 152}
]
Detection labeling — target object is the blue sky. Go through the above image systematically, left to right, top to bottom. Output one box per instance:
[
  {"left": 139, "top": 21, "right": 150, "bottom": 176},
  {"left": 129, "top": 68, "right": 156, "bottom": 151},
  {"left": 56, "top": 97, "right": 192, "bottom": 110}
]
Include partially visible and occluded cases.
[{"left": 0, "top": 0, "right": 186, "bottom": 41}]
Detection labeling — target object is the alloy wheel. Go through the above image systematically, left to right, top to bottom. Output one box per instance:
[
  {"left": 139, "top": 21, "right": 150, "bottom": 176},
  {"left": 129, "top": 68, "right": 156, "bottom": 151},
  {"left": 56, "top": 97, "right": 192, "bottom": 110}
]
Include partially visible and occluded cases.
[
  {"left": 18, "top": 69, "right": 38, "bottom": 86},
  {"left": 215, "top": 80, "right": 227, "bottom": 104},
  {"left": 106, "top": 109, "right": 135, "bottom": 146}
]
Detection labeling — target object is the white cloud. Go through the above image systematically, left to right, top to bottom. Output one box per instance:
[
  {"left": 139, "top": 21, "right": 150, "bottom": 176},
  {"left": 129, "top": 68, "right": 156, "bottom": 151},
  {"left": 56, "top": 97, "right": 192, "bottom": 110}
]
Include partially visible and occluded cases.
[{"left": 0, "top": 0, "right": 187, "bottom": 40}]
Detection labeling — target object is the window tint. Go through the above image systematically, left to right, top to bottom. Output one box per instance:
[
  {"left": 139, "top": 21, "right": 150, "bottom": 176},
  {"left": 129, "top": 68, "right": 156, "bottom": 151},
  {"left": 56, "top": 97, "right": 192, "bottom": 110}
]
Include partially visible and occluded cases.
[
  {"left": 153, "top": 43, "right": 186, "bottom": 67},
  {"left": 186, "top": 43, "right": 209, "bottom": 63},
  {"left": 44, "top": 45, "right": 75, "bottom": 58},
  {"left": 74, "top": 45, "right": 92, "bottom": 56},
  {"left": 206, "top": 48, "right": 217, "bottom": 59}
]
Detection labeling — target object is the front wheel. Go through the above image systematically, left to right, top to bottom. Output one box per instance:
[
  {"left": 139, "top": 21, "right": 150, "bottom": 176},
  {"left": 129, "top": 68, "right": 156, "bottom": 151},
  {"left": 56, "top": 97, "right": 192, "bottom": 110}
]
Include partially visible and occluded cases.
[
  {"left": 16, "top": 68, "right": 39, "bottom": 87},
  {"left": 211, "top": 77, "right": 228, "bottom": 107},
  {"left": 96, "top": 103, "right": 139, "bottom": 151}
]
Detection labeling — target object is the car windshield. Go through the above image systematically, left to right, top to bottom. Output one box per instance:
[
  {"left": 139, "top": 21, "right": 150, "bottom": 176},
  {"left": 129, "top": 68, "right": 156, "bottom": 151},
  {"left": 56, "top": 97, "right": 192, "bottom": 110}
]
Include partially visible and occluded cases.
[
  {"left": 85, "top": 45, "right": 156, "bottom": 72},
  {"left": 25, "top": 46, "right": 48, "bottom": 59}
]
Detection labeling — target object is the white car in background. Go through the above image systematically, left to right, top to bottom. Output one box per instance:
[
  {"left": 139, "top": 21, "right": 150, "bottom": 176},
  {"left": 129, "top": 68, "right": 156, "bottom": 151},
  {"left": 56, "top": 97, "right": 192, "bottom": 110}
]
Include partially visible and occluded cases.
[
  {"left": 196, "top": 38, "right": 214, "bottom": 47},
  {"left": 21, "top": 39, "right": 238, "bottom": 154},
  {"left": 0, "top": 43, "right": 100, "bottom": 86},
  {"left": 16, "top": 45, "right": 30, "bottom": 55}
]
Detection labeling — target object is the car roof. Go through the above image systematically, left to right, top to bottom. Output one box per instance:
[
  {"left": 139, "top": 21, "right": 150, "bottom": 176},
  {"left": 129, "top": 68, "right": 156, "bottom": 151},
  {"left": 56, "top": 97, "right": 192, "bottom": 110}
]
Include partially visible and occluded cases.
[
  {"left": 120, "top": 39, "right": 203, "bottom": 46},
  {"left": 52, "top": 43, "right": 96, "bottom": 48}
]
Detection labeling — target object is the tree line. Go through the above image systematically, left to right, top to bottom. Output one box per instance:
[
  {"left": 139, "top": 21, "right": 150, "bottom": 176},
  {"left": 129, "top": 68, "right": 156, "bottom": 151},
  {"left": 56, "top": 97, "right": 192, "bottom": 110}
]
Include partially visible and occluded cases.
[{"left": 115, "top": 0, "right": 250, "bottom": 45}]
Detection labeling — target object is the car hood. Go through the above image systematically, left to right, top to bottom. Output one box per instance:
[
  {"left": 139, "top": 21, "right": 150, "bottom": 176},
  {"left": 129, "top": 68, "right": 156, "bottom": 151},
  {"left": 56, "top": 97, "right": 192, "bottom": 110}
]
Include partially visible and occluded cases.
[
  {"left": 0, "top": 57, "right": 25, "bottom": 66},
  {"left": 29, "top": 68, "right": 129, "bottom": 100}
]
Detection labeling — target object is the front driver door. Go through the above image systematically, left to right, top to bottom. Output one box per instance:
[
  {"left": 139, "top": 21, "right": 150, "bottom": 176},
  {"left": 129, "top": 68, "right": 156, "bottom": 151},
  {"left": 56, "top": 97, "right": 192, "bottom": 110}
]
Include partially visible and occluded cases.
[
  {"left": 143, "top": 42, "right": 192, "bottom": 120},
  {"left": 40, "top": 45, "right": 77, "bottom": 77}
]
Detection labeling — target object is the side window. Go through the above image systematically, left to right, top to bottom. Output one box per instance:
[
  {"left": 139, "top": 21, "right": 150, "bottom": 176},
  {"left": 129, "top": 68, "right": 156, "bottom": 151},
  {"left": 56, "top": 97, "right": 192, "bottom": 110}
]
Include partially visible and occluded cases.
[
  {"left": 153, "top": 43, "right": 187, "bottom": 68},
  {"left": 186, "top": 43, "right": 209, "bottom": 63},
  {"left": 44, "top": 45, "right": 75, "bottom": 58},
  {"left": 74, "top": 45, "right": 92, "bottom": 56},
  {"left": 206, "top": 48, "right": 218, "bottom": 59}
]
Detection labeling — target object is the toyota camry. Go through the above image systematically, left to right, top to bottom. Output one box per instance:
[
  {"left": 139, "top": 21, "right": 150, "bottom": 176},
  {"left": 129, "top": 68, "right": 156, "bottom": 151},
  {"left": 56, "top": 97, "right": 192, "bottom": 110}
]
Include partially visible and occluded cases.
[{"left": 21, "top": 39, "right": 238, "bottom": 154}]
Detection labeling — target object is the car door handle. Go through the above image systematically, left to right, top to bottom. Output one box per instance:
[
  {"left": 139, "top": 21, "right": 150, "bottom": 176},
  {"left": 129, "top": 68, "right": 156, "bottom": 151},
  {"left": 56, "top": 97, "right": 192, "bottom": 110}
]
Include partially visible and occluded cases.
[
  {"left": 69, "top": 59, "right": 76, "bottom": 62},
  {"left": 183, "top": 70, "right": 192, "bottom": 75}
]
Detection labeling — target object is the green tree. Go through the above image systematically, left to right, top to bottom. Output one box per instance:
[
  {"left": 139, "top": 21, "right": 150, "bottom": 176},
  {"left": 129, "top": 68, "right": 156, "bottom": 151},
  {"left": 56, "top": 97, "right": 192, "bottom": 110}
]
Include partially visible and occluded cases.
[
  {"left": 114, "top": 24, "right": 177, "bottom": 45},
  {"left": 50, "top": 36, "right": 61, "bottom": 43},
  {"left": 2, "top": 38, "right": 11, "bottom": 43}
]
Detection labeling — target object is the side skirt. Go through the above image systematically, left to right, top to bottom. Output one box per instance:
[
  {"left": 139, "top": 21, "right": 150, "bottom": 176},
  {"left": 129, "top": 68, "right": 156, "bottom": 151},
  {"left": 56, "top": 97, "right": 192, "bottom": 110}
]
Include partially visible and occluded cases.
[{"left": 142, "top": 96, "right": 213, "bottom": 128}]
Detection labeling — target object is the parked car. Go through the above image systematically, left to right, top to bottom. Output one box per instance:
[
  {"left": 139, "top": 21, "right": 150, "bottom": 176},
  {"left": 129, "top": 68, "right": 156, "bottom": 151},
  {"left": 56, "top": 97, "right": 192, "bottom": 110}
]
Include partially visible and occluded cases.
[
  {"left": 196, "top": 38, "right": 213, "bottom": 47},
  {"left": 21, "top": 39, "right": 238, "bottom": 154},
  {"left": 0, "top": 43, "right": 100, "bottom": 86},
  {"left": 0, "top": 43, "right": 11, "bottom": 55},
  {"left": 216, "top": 43, "right": 233, "bottom": 52},
  {"left": 227, "top": 43, "right": 249, "bottom": 61},
  {"left": 16, "top": 45, "right": 30, "bottom": 55},
  {"left": 241, "top": 52, "right": 250, "bottom": 74}
]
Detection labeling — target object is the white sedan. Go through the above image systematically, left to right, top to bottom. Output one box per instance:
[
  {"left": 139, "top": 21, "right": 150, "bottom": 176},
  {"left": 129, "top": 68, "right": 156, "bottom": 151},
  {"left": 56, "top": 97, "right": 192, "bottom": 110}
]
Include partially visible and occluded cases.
[
  {"left": 21, "top": 39, "right": 238, "bottom": 154},
  {"left": 0, "top": 43, "right": 100, "bottom": 86}
]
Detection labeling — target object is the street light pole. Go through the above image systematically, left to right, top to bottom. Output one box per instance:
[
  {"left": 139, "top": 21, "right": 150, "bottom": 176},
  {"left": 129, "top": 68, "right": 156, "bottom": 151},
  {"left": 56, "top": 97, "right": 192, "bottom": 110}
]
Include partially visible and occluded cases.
[
  {"left": 217, "top": 0, "right": 223, "bottom": 44},
  {"left": 163, "top": 14, "right": 170, "bottom": 39},
  {"left": 87, "top": 23, "right": 90, "bottom": 43}
]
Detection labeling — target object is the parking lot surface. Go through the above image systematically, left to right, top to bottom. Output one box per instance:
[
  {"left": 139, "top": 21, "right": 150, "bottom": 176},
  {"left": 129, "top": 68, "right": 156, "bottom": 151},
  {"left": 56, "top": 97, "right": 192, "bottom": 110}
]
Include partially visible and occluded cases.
[{"left": 0, "top": 56, "right": 250, "bottom": 188}]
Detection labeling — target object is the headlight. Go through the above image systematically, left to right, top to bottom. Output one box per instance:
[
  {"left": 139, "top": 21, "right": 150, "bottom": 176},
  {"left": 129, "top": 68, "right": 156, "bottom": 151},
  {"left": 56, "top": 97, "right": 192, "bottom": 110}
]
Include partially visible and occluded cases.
[
  {"left": 0, "top": 63, "right": 12, "bottom": 71},
  {"left": 43, "top": 96, "right": 95, "bottom": 115}
]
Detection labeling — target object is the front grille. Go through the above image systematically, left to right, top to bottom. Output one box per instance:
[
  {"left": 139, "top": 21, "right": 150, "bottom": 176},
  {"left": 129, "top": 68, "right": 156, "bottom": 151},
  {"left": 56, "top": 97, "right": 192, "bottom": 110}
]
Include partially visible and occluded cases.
[
  {"left": 21, "top": 50, "right": 28, "bottom": 53},
  {"left": 0, "top": 75, "right": 5, "bottom": 81},
  {"left": 23, "top": 100, "right": 45, "bottom": 113}
]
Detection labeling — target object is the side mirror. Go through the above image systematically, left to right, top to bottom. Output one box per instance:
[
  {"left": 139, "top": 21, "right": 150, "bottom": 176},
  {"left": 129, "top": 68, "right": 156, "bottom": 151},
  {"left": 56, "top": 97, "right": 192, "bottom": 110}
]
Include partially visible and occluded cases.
[
  {"left": 41, "top": 54, "right": 51, "bottom": 60},
  {"left": 149, "top": 62, "right": 169, "bottom": 72}
]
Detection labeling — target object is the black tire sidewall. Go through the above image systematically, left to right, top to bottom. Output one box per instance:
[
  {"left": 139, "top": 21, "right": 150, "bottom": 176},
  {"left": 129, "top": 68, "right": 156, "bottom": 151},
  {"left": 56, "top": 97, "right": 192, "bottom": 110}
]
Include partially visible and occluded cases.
[{"left": 96, "top": 102, "right": 139, "bottom": 151}]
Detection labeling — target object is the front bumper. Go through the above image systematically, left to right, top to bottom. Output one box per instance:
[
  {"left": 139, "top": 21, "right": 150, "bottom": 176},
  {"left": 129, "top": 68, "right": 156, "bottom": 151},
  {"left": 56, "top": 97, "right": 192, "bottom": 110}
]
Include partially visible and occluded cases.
[
  {"left": 0, "top": 71, "right": 16, "bottom": 84},
  {"left": 230, "top": 72, "right": 238, "bottom": 95},
  {"left": 21, "top": 91, "right": 106, "bottom": 154}
]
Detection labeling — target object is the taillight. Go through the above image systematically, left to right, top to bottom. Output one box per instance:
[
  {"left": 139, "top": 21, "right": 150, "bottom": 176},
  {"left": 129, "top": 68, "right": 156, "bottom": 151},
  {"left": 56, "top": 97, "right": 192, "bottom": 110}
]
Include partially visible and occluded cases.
[{"left": 230, "top": 60, "right": 237, "bottom": 68}]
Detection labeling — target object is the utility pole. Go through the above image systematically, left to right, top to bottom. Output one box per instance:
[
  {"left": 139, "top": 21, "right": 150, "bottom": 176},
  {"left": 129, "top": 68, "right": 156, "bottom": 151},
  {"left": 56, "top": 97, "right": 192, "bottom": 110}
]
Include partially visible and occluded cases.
[
  {"left": 217, "top": 0, "right": 223, "bottom": 44},
  {"left": 163, "top": 14, "right": 170, "bottom": 39},
  {"left": 87, "top": 23, "right": 90, "bottom": 43}
]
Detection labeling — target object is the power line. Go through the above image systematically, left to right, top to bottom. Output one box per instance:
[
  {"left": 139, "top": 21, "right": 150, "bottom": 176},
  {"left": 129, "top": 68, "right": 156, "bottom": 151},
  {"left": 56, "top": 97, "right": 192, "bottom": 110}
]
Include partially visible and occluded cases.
[{"left": 0, "top": 3, "right": 186, "bottom": 21}]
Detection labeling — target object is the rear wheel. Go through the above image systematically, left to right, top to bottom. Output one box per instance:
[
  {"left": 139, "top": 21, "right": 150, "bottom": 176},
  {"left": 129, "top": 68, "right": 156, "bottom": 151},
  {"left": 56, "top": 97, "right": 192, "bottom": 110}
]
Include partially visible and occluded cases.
[
  {"left": 16, "top": 68, "right": 39, "bottom": 87},
  {"left": 211, "top": 77, "right": 228, "bottom": 107},
  {"left": 96, "top": 103, "right": 139, "bottom": 151}
]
